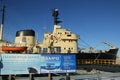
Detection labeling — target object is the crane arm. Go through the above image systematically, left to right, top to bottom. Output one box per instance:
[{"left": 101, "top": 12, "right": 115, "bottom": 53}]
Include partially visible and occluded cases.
[{"left": 102, "top": 41, "right": 117, "bottom": 49}]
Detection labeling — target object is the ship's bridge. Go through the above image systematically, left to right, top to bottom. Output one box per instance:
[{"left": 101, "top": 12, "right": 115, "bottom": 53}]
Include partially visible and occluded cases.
[
  {"left": 53, "top": 25, "right": 79, "bottom": 40},
  {"left": 61, "top": 34, "right": 79, "bottom": 40}
]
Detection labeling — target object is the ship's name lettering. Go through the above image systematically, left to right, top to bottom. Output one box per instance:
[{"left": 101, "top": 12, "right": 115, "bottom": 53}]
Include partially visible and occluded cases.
[{"left": 43, "top": 56, "right": 60, "bottom": 61}]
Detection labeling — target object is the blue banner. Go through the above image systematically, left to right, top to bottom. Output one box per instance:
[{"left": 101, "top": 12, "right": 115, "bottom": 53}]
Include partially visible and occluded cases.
[
  {"left": 0, "top": 54, "right": 76, "bottom": 75},
  {"left": 41, "top": 54, "right": 76, "bottom": 73},
  {"left": 41, "top": 54, "right": 62, "bottom": 73},
  {"left": 62, "top": 54, "right": 76, "bottom": 72}
]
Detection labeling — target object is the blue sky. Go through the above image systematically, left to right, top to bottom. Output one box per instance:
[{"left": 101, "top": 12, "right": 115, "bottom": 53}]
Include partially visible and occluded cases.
[{"left": 0, "top": 0, "right": 120, "bottom": 54}]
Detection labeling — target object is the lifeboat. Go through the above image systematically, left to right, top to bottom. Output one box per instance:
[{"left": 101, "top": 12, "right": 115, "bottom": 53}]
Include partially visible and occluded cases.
[{"left": 2, "top": 46, "right": 27, "bottom": 52}]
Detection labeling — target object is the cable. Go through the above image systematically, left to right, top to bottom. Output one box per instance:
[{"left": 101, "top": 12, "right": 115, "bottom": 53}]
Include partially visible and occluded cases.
[{"left": 79, "top": 38, "right": 91, "bottom": 47}]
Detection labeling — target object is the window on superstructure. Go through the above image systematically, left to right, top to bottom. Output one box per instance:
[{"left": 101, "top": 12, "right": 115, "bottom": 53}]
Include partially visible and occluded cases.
[
  {"left": 58, "top": 32, "right": 62, "bottom": 34},
  {"left": 65, "top": 32, "right": 70, "bottom": 34},
  {"left": 67, "top": 34, "right": 71, "bottom": 36},
  {"left": 56, "top": 47, "right": 61, "bottom": 53},
  {"left": 43, "top": 48, "right": 48, "bottom": 53},
  {"left": 50, "top": 48, "right": 55, "bottom": 53}
]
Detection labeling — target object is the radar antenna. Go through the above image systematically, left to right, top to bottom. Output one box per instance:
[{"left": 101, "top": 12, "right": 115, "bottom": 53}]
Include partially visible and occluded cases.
[{"left": 52, "top": 8, "right": 62, "bottom": 25}]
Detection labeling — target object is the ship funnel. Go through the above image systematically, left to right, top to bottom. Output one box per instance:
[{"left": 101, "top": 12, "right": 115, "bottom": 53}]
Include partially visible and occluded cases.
[{"left": 15, "top": 30, "right": 35, "bottom": 46}]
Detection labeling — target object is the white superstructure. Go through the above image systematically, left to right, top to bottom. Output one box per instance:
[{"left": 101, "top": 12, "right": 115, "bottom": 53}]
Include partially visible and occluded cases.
[{"left": 33, "top": 25, "right": 79, "bottom": 53}]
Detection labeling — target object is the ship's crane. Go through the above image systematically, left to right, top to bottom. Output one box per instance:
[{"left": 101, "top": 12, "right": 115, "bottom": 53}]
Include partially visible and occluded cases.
[
  {"left": 79, "top": 41, "right": 117, "bottom": 53},
  {"left": 93, "top": 41, "right": 117, "bottom": 50},
  {"left": 102, "top": 41, "right": 117, "bottom": 49}
]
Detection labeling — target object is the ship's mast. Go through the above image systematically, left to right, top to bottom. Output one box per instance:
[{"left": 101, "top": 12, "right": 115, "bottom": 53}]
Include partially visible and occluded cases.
[
  {"left": 0, "top": 6, "right": 5, "bottom": 40},
  {"left": 52, "top": 8, "right": 62, "bottom": 25}
]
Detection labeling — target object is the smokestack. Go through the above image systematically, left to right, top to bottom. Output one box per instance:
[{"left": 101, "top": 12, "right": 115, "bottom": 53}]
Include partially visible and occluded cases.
[{"left": 0, "top": 6, "right": 5, "bottom": 40}]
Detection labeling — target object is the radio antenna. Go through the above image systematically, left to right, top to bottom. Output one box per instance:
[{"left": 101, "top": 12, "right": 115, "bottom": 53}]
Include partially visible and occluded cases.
[
  {"left": 0, "top": 4, "right": 5, "bottom": 40},
  {"left": 52, "top": 8, "right": 62, "bottom": 25}
]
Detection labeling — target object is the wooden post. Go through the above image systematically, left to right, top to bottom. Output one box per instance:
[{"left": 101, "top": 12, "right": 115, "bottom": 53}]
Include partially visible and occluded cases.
[
  {"left": 29, "top": 73, "right": 32, "bottom": 80},
  {"left": 29, "top": 73, "right": 34, "bottom": 80},
  {"left": 48, "top": 73, "right": 52, "bottom": 80},
  {"left": 66, "top": 73, "right": 70, "bottom": 80},
  {"left": 8, "top": 75, "right": 11, "bottom": 80}
]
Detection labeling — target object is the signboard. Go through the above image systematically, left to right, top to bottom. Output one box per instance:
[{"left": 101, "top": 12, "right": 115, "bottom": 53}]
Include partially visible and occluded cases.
[
  {"left": 0, "top": 54, "right": 76, "bottom": 75},
  {"left": 1, "top": 54, "right": 41, "bottom": 75},
  {"left": 40, "top": 54, "right": 62, "bottom": 73},
  {"left": 41, "top": 54, "right": 76, "bottom": 73},
  {"left": 62, "top": 54, "right": 76, "bottom": 72}
]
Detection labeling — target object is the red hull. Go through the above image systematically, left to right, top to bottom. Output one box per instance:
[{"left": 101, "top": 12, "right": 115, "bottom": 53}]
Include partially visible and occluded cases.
[{"left": 2, "top": 46, "right": 27, "bottom": 52}]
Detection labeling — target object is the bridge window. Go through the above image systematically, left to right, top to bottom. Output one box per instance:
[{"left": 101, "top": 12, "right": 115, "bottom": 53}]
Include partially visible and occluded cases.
[
  {"left": 67, "top": 35, "right": 71, "bottom": 36},
  {"left": 56, "top": 47, "right": 61, "bottom": 53},
  {"left": 43, "top": 48, "right": 48, "bottom": 53}
]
